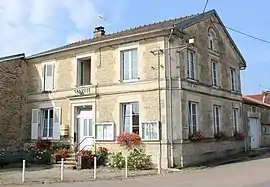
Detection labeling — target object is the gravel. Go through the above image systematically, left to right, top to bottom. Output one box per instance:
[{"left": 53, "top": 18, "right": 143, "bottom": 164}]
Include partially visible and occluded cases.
[{"left": 0, "top": 166, "right": 170, "bottom": 185}]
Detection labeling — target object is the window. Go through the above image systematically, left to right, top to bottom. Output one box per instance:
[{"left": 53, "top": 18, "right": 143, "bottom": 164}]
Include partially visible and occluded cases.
[
  {"left": 208, "top": 29, "right": 217, "bottom": 51},
  {"left": 209, "top": 33, "right": 214, "bottom": 50},
  {"left": 121, "top": 49, "right": 138, "bottom": 81},
  {"left": 187, "top": 51, "right": 196, "bottom": 79},
  {"left": 77, "top": 58, "right": 91, "bottom": 86},
  {"left": 211, "top": 60, "right": 219, "bottom": 86},
  {"left": 41, "top": 63, "right": 54, "bottom": 91},
  {"left": 230, "top": 68, "right": 236, "bottom": 91},
  {"left": 122, "top": 102, "right": 139, "bottom": 133},
  {"left": 188, "top": 102, "right": 198, "bottom": 133},
  {"left": 213, "top": 105, "right": 221, "bottom": 133},
  {"left": 31, "top": 107, "right": 61, "bottom": 140},
  {"left": 232, "top": 108, "right": 239, "bottom": 131},
  {"left": 42, "top": 109, "right": 53, "bottom": 138},
  {"left": 141, "top": 121, "right": 159, "bottom": 140},
  {"left": 95, "top": 122, "right": 114, "bottom": 140}
]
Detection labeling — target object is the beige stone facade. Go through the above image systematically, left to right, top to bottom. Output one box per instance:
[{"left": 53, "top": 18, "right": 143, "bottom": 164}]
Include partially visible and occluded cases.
[
  {"left": 0, "top": 10, "right": 246, "bottom": 168},
  {"left": 0, "top": 54, "right": 28, "bottom": 151}
]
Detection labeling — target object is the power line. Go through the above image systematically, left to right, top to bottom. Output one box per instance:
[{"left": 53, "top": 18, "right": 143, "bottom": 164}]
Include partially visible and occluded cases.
[
  {"left": 202, "top": 0, "right": 209, "bottom": 13},
  {"left": 223, "top": 25, "right": 270, "bottom": 44}
]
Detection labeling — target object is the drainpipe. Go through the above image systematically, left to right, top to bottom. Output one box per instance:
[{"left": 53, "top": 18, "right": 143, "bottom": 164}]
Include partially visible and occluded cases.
[{"left": 168, "top": 27, "right": 174, "bottom": 167}]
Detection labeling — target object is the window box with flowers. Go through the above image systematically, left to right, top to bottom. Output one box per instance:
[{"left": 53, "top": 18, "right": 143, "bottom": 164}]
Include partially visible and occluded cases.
[
  {"left": 188, "top": 131, "right": 205, "bottom": 142},
  {"left": 116, "top": 132, "right": 142, "bottom": 150},
  {"left": 76, "top": 147, "right": 109, "bottom": 169}
]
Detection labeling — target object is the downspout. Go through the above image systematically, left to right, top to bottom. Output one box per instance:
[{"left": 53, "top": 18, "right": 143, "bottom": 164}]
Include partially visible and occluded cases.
[
  {"left": 168, "top": 27, "right": 174, "bottom": 167},
  {"left": 157, "top": 50, "right": 162, "bottom": 170}
]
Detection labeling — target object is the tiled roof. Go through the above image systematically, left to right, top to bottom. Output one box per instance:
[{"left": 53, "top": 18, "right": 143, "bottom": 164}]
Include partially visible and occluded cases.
[
  {"left": 27, "top": 12, "right": 201, "bottom": 58},
  {"left": 245, "top": 94, "right": 263, "bottom": 102},
  {"left": 243, "top": 95, "right": 270, "bottom": 108}
]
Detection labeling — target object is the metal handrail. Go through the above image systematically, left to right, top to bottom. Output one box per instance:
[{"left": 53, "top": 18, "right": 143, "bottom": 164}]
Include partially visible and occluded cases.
[{"left": 74, "top": 136, "right": 95, "bottom": 153}]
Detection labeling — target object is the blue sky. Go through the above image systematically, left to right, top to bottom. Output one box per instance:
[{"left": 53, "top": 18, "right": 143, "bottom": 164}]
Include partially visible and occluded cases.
[{"left": 0, "top": 0, "right": 269, "bottom": 94}]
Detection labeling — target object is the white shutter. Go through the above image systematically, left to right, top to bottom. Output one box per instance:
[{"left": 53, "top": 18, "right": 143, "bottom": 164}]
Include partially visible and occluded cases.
[
  {"left": 45, "top": 64, "right": 53, "bottom": 91},
  {"left": 41, "top": 65, "right": 45, "bottom": 91},
  {"left": 53, "top": 107, "right": 61, "bottom": 140},
  {"left": 31, "top": 109, "right": 39, "bottom": 140}
]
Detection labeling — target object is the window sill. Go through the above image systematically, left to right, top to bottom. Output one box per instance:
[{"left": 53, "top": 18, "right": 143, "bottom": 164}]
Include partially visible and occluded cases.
[
  {"left": 186, "top": 78, "right": 199, "bottom": 83},
  {"left": 121, "top": 79, "right": 140, "bottom": 83},
  {"left": 76, "top": 84, "right": 92, "bottom": 88},
  {"left": 212, "top": 85, "right": 221, "bottom": 89},
  {"left": 41, "top": 90, "right": 53, "bottom": 94},
  {"left": 95, "top": 139, "right": 115, "bottom": 142}
]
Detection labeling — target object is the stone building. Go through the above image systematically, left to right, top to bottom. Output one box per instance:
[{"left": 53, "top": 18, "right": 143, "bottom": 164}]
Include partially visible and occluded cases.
[
  {"left": 1, "top": 9, "right": 247, "bottom": 167},
  {"left": 0, "top": 53, "right": 28, "bottom": 151},
  {"left": 243, "top": 96, "right": 270, "bottom": 149}
]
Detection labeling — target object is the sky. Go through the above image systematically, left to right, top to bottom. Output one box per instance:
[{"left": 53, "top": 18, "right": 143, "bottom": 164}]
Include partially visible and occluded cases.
[{"left": 0, "top": 0, "right": 269, "bottom": 94}]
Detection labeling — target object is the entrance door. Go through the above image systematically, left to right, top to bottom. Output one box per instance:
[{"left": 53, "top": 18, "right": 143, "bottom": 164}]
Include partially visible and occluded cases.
[
  {"left": 77, "top": 110, "right": 94, "bottom": 151},
  {"left": 250, "top": 118, "right": 260, "bottom": 149}
]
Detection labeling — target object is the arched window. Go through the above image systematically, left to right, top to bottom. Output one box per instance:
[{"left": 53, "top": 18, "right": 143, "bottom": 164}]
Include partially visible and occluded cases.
[{"left": 208, "top": 29, "right": 217, "bottom": 51}]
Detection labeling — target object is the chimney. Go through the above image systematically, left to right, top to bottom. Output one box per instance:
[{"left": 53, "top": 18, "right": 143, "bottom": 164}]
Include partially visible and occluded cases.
[
  {"left": 93, "top": 26, "right": 105, "bottom": 38},
  {"left": 263, "top": 91, "right": 266, "bottom": 103}
]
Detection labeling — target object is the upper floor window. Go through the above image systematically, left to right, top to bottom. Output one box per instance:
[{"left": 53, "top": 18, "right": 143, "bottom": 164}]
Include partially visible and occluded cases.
[
  {"left": 208, "top": 28, "right": 217, "bottom": 51},
  {"left": 121, "top": 49, "right": 138, "bottom": 81},
  {"left": 187, "top": 51, "right": 196, "bottom": 79},
  {"left": 77, "top": 58, "right": 91, "bottom": 86},
  {"left": 211, "top": 60, "right": 219, "bottom": 86},
  {"left": 41, "top": 63, "right": 54, "bottom": 92},
  {"left": 229, "top": 68, "right": 236, "bottom": 91},
  {"left": 188, "top": 101, "right": 198, "bottom": 133}
]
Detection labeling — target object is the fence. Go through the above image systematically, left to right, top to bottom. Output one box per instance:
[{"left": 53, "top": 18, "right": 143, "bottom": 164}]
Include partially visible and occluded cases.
[{"left": 19, "top": 153, "right": 162, "bottom": 183}]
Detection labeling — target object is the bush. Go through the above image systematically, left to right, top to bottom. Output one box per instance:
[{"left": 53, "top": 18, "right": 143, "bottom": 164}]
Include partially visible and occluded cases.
[
  {"left": 188, "top": 131, "right": 204, "bottom": 142},
  {"left": 214, "top": 131, "right": 228, "bottom": 141},
  {"left": 116, "top": 132, "right": 142, "bottom": 150},
  {"left": 35, "top": 139, "right": 52, "bottom": 150},
  {"left": 52, "top": 143, "right": 71, "bottom": 152},
  {"left": 27, "top": 147, "right": 51, "bottom": 164},
  {"left": 96, "top": 147, "right": 109, "bottom": 166},
  {"left": 54, "top": 148, "right": 72, "bottom": 161},
  {"left": 108, "top": 149, "right": 153, "bottom": 170},
  {"left": 128, "top": 149, "right": 153, "bottom": 170},
  {"left": 108, "top": 151, "right": 126, "bottom": 169}
]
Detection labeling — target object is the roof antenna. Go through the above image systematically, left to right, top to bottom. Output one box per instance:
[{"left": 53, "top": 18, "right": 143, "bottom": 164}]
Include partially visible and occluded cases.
[{"left": 98, "top": 14, "right": 107, "bottom": 21}]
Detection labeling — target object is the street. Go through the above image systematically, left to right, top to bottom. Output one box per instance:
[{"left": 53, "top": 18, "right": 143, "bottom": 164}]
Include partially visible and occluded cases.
[{"left": 6, "top": 153, "right": 270, "bottom": 187}]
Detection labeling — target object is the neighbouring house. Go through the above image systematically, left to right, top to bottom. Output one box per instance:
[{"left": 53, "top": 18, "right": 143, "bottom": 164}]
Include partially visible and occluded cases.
[
  {"left": 1, "top": 9, "right": 247, "bottom": 168},
  {"left": 0, "top": 54, "right": 28, "bottom": 151},
  {"left": 246, "top": 91, "right": 270, "bottom": 104},
  {"left": 243, "top": 95, "right": 270, "bottom": 149}
]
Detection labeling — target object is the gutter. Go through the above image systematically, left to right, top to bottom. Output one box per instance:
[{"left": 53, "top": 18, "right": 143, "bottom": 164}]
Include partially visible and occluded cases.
[
  {"left": 168, "top": 26, "right": 175, "bottom": 168},
  {"left": 26, "top": 28, "right": 174, "bottom": 60}
]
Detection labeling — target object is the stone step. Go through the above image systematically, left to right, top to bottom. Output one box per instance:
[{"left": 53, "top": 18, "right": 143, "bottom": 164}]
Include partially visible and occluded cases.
[
  {"left": 65, "top": 157, "right": 76, "bottom": 162},
  {"left": 52, "top": 163, "right": 76, "bottom": 169}
]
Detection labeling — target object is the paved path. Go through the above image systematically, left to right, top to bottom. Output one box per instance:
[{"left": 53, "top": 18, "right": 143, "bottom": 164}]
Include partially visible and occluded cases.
[{"left": 5, "top": 153, "right": 270, "bottom": 187}]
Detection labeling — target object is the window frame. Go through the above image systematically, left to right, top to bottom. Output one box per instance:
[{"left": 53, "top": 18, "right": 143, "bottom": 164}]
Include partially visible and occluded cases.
[
  {"left": 121, "top": 48, "right": 138, "bottom": 82},
  {"left": 187, "top": 50, "right": 196, "bottom": 80},
  {"left": 77, "top": 57, "right": 92, "bottom": 87},
  {"left": 211, "top": 60, "right": 219, "bottom": 87},
  {"left": 41, "top": 61, "right": 55, "bottom": 92},
  {"left": 230, "top": 67, "right": 236, "bottom": 91},
  {"left": 188, "top": 101, "right": 198, "bottom": 134},
  {"left": 121, "top": 102, "right": 140, "bottom": 134},
  {"left": 213, "top": 105, "right": 221, "bottom": 134},
  {"left": 41, "top": 108, "right": 54, "bottom": 139},
  {"left": 232, "top": 108, "right": 239, "bottom": 132},
  {"left": 140, "top": 121, "right": 160, "bottom": 141},
  {"left": 94, "top": 122, "right": 115, "bottom": 141}
]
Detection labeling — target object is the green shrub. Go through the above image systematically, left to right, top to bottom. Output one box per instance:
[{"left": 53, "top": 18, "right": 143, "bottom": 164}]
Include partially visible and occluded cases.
[
  {"left": 108, "top": 149, "right": 153, "bottom": 170},
  {"left": 128, "top": 149, "right": 153, "bottom": 170},
  {"left": 108, "top": 151, "right": 125, "bottom": 169}
]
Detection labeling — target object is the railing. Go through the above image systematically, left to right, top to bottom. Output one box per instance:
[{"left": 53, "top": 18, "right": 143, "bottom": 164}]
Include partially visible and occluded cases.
[{"left": 74, "top": 137, "right": 95, "bottom": 153}]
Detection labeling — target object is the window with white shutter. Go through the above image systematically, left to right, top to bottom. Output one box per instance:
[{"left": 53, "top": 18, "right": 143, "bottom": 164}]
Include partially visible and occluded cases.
[{"left": 41, "top": 63, "right": 55, "bottom": 92}]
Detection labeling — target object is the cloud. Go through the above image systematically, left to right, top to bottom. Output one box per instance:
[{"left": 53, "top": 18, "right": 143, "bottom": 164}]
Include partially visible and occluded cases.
[{"left": 0, "top": 0, "right": 124, "bottom": 57}]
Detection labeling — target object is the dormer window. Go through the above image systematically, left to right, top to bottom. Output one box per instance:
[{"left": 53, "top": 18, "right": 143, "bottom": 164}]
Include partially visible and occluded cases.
[{"left": 208, "top": 28, "right": 217, "bottom": 51}]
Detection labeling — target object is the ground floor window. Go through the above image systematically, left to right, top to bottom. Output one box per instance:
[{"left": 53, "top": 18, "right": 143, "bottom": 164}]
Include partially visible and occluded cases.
[
  {"left": 188, "top": 101, "right": 198, "bottom": 133},
  {"left": 122, "top": 102, "right": 140, "bottom": 133},
  {"left": 213, "top": 105, "right": 221, "bottom": 133}
]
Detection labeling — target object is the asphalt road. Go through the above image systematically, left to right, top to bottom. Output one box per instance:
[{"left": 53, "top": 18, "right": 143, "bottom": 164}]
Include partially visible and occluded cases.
[{"left": 6, "top": 152, "right": 270, "bottom": 187}]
